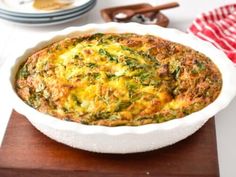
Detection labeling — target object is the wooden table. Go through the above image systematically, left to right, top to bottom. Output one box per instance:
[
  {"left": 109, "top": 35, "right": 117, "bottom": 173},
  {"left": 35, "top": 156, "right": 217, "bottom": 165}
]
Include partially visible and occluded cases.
[{"left": 0, "top": 111, "right": 219, "bottom": 177}]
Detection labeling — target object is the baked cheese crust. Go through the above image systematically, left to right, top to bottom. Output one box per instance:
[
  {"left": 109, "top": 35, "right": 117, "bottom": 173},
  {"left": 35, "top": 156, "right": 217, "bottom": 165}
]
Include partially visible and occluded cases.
[{"left": 15, "top": 33, "right": 222, "bottom": 126}]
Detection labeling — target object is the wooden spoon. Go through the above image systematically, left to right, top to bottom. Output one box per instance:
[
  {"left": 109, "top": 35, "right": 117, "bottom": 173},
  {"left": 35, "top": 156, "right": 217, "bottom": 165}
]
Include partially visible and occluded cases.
[{"left": 113, "top": 2, "right": 179, "bottom": 21}]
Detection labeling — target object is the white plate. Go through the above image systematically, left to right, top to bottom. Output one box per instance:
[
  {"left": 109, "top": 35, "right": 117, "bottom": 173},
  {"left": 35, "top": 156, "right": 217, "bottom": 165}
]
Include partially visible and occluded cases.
[
  {"left": 0, "top": 0, "right": 91, "bottom": 15},
  {"left": 0, "top": 0, "right": 96, "bottom": 26},
  {"left": 0, "top": 0, "right": 95, "bottom": 22},
  {"left": 0, "top": 0, "right": 94, "bottom": 17},
  {"left": 5, "top": 23, "right": 236, "bottom": 153}
]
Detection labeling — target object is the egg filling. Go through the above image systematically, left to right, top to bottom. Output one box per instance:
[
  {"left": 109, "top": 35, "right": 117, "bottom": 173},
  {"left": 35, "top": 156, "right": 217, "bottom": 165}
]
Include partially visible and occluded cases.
[{"left": 15, "top": 33, "right": 222, "bottom": 126}]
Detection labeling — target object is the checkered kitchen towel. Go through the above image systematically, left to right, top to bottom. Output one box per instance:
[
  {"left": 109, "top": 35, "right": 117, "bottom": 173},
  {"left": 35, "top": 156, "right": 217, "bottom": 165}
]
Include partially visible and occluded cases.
[{"left": 188, "top": 4, "right": 236, "bottom": 63}]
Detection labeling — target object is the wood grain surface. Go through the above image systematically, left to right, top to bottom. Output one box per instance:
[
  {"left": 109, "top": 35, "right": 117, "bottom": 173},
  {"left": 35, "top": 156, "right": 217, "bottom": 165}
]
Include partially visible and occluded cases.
[{"left": 0, "top": 111, "right": 219, "bottom": 177}]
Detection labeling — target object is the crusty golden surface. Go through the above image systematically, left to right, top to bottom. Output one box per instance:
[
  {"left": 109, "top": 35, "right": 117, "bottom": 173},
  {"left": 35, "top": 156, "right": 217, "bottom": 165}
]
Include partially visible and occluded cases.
[{"left": 15, "top": 33, "right": 222, "bottom": 126}]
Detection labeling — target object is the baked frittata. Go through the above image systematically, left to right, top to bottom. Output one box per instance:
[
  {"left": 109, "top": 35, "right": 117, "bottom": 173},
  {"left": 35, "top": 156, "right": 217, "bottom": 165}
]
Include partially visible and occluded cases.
[{"left": 15, "top": 33, "right": 222, "bottom": 126}]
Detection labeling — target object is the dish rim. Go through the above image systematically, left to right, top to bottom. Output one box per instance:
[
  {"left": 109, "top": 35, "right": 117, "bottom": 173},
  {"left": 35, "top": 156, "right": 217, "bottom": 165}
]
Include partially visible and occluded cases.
[{"left": 7, "top": 22, "right": 236, "bottom": 136}]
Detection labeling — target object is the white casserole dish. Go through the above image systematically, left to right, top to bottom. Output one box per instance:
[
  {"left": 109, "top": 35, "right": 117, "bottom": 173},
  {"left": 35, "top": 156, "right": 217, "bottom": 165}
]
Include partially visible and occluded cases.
[{"left": 6, "top": 23, "right": 236, "bottom": 153}]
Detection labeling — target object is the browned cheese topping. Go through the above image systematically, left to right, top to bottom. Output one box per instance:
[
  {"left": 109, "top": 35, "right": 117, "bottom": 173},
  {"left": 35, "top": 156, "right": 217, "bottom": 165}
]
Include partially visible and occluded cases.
[{"left": 15, "top": 33, "right": 222, "bottom": 126}]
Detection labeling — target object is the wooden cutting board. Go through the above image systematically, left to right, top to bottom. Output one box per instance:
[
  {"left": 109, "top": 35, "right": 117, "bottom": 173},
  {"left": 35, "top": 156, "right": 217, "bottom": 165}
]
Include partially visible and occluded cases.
[{"left": 0, "top": 111, "right": 219, "bottom": 177}]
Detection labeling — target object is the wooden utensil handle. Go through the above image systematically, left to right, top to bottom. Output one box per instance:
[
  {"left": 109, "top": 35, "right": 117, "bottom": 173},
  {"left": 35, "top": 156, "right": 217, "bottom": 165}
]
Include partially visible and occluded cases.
[{"left": 135, "top": 2, "right": 179, "bottom": 14}]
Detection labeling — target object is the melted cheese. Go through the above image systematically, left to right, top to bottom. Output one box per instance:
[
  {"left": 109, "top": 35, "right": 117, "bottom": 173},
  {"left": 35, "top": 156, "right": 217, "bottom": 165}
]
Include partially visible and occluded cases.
[{"left": 15, "top": 33, "right": 222, "bottom": 126}]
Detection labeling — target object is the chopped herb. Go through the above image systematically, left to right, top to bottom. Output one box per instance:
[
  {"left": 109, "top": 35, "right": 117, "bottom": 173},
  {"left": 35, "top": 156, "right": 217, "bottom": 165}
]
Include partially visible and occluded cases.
[
  {"left": 89, "top": 33, "right": 105, "bottom": 40},
  {"left": 106, "top": 35, "right": 119, "bottom": 41},
  {"left": 73, "top": 37, "right": 85, "bottom": 45},
  {"left": 97, "top": 38, "right": 109, "bottom": 45},
  {"left": 72, "top": 41, "right": 78, "bottom": 46},
  {"left": 55, "top": 44, "right": 61, "bottom": 50},
  {"left": 121, "top": 45, "right": 133, "bottom": 52},
  {"left": 121, "top": 45, "right": 159, "bottom": 66},
  {"left": 98, "top": 48, "right": 106, "bottom": 55},
  {"left": 47, "top": 49, "right": 52, "bottom": 54},
  {"left": 99, "top": 49, "right": 118, "bottom": 63},
  {"left": 138, "top": 51, "right": 159, "bottom": 66},
  {"left": 73, "top": 54, "right": 80, "bottom": 59},
  {"left": 124, "top": 57, "right": 140, "bottom": 69},
  {"left": 169, "top": 60, "right": 181, "bottom": 79},
  {"left": 191, "top": 60, "right": 206, "bottom": 74},
  {"left": 195, "top": 60, "right": 206, "bottom": 71},
  {"left": 86, "top": 63, "right": 97, "bottom": 68},
  {"left": 18, "top": 65, "right": 29, "bottom": 78},
  {"left": 173, "top": 66, "right": 181, "bottom": 79},
  {"left": 191, "top": 69, "right": 198, "bottom": 75},
  {"left": 138, "top": 72, "right": 151, "bottom": 85},
  {"left": 140, "top": 72, "right": 150, "bottom": 80},
  {"left": 87, "top": 73, "right": 100, "bottom": 84},
  {"left": 91, "top": 73, "right": 100, "bottom": 79},
  {"left": 106, "top": 73, "right": 116, "bottom": 79},
  {"left": 149, "top": 79, "right": 161, "bottom": 87},
  {"left": 127, "top": 83, "right": 138, "bottom": 98},
  {"left": 127, "top": 83, "right": 138, "bottom": 91},
  {"left": 28, "top": 92, "right": 41, "bottom": 108},
  {"left": 130, "top": 93, "right": 141, "bottom": 102},
  {"left": 72, "top": 94, "right": 81, "bottom": 106},
  {"left": 115, "top": 100, "right": 132, "bottom": 112},
  {"left": 62, "top": 107, "right": 69, "bottom": 113},
  {"left": 92, "top": 112, "right": 111, "bottom": 120},
  {"left": 154, "top": 114, "right": 167, "bottom": 123},
  {"left": 80, "top": 120, "right": 89, "bottom": 125}
]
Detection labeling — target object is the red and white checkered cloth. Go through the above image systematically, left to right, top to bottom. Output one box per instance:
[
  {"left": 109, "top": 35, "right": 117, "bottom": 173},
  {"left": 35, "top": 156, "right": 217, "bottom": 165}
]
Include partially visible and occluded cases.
[{"left": 187, "top": 4, "right": 236, "bottom": 63}]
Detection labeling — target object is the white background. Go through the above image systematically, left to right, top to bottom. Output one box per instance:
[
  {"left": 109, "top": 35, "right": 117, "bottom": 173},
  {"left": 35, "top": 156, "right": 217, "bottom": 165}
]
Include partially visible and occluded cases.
[{"left": 0, "top": 0, "right": 235, "bottom": 176}]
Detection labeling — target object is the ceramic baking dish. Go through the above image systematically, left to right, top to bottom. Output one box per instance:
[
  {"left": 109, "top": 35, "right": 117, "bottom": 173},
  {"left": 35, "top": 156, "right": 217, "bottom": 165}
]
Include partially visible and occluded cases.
[{"left": 6, "top": 23, "right": 236, "bottom": 153}]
